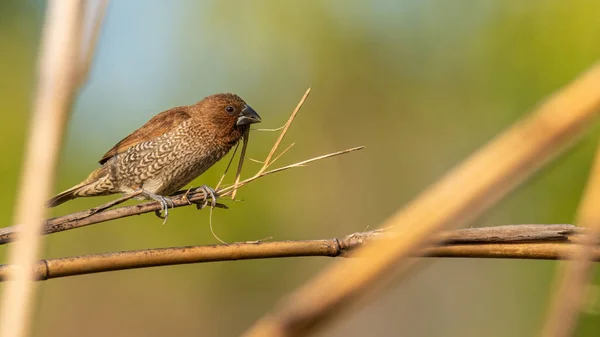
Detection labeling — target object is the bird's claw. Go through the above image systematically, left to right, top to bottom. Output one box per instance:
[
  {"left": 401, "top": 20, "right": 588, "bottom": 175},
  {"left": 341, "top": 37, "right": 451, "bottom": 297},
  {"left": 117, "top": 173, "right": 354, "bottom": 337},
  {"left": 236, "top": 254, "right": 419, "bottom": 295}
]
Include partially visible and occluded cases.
[
  {"left": 143, "top": 185, "right": 216, "bottom": 223},
  {"left": 182, "top": 185, "right": 218, "bottom": 209},
  {"left": 197, "top": 185, "right": 218, "bottom": 209},
  {"left": 144, "top": 193, "right": 174, "bottom": 224}
]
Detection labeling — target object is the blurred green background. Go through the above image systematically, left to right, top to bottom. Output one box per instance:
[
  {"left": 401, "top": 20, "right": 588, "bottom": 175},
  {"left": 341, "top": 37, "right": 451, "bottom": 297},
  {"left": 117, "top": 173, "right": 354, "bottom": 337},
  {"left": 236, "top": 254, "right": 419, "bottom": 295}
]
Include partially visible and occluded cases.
[{"left": 1, "top": 1, "right": 600, "bottom": 336}]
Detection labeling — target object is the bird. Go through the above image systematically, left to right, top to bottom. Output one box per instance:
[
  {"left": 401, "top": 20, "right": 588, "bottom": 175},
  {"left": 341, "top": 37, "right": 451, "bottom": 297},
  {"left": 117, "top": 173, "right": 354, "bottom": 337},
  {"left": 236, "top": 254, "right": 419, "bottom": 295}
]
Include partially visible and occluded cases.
[{"left": 47, "top": 93, "right": 261, "bottom": 218}]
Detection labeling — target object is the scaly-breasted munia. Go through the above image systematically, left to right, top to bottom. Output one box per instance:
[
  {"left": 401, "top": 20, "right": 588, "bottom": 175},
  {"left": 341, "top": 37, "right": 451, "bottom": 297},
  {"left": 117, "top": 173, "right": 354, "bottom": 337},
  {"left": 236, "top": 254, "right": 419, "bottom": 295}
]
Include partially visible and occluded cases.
[{"left": 47, "top": 93, "right": 261, "bottom": 216}]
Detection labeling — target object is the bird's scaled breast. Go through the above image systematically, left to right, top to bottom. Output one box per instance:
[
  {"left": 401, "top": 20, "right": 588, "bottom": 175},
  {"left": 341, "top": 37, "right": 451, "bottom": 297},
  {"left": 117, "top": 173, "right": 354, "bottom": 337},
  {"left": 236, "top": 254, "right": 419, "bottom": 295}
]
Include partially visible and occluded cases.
[{"left": 111, "top": 124, "right": 234, "bottom": 195}]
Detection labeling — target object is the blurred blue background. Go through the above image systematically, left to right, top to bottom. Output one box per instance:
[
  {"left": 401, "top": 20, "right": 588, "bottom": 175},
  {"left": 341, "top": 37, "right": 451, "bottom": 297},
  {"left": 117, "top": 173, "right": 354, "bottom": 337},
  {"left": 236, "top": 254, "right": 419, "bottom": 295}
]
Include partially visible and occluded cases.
[{"left": 1, "top": 1, "right": 600, "bottom": 336}]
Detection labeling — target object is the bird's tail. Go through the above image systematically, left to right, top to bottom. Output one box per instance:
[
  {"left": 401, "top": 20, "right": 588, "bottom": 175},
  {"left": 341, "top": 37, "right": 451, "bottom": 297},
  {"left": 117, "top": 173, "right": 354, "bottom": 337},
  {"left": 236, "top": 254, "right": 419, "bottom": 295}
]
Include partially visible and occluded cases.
[
  {"left": 46, "top": 167, "right": 111, "bottom": 207},
  {"left": 46, "top": 183, "right": 87, "bottom": 207}
]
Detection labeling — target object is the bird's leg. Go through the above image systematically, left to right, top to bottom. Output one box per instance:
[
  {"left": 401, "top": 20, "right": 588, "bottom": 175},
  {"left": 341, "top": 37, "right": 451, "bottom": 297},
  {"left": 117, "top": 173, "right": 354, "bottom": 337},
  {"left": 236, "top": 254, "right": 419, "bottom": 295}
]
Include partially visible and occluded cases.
[{"left": 137, "top": 190, "right": 175, "bottom": 223}]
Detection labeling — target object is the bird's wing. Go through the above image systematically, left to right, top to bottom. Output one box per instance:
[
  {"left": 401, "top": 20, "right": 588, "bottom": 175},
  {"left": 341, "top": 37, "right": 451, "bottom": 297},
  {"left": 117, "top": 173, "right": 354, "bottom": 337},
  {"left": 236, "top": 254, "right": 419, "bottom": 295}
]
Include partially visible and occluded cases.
[{"left": 99, "top": 106, "right": 192, "bottom": 164}]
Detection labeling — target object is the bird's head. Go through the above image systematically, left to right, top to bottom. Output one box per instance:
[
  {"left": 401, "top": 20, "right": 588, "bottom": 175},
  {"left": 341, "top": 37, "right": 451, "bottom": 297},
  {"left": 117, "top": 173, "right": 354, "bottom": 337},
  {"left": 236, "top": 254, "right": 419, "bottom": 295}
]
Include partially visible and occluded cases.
[{"left": 193, "top": 93, "right": 261, "bottom": 138}]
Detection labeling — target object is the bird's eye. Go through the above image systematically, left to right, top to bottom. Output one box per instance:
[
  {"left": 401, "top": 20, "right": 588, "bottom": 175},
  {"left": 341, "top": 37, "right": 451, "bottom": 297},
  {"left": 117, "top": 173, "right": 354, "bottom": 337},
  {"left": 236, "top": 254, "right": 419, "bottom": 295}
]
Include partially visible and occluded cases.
[{"left": 225, "top": 106, "right": 235, "bottom": 114}]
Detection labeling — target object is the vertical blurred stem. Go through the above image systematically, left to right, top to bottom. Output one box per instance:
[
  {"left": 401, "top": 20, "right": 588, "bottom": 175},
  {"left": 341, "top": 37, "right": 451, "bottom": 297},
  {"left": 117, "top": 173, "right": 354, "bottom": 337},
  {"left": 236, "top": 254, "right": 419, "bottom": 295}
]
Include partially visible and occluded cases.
[
  {"left": 77, "top": 0, "right": 109, "bottom": 87},
  {"left": 0, "top": 1, "right": 106, "bottom": 336},
  {"left": 541, "top": 140, "right": 600, "bottom": 337}
]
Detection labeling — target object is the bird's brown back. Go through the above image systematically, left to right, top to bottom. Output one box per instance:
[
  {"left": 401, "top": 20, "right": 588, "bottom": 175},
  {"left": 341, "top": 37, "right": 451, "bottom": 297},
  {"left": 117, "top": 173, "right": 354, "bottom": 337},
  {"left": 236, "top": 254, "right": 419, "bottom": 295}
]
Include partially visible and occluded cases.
[{"left": 99, "top": 107, "right": 192, "bottom": 164}]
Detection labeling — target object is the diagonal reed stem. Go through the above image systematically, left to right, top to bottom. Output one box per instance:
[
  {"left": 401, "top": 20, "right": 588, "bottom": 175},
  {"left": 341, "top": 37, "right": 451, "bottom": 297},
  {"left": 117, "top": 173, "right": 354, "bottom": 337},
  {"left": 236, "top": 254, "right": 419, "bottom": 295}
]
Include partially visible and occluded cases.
[{"left": 240, "top": 61, "right": 600, "bottom": 337}]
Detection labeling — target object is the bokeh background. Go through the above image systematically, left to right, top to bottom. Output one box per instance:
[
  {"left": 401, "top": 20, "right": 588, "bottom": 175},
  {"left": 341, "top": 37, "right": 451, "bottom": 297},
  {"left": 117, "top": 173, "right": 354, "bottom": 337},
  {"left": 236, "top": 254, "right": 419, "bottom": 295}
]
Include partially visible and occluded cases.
[{"left": 2, "top": 1, "right": 600, "bottom": 336}]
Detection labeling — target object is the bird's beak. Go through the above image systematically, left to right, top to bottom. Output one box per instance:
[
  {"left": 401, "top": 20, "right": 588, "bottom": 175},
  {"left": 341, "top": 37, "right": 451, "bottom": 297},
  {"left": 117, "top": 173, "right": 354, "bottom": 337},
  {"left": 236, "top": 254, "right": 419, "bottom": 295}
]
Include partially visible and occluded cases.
[{"left": 236, "top": 105, "right": 262, "bottom": 126}]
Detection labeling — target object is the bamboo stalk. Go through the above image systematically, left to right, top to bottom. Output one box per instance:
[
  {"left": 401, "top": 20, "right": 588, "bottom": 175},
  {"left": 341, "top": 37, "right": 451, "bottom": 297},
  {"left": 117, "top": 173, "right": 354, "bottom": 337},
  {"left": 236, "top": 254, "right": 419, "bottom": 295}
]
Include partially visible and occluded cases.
[
  {"left": 240, "top": 61, "right": 600, "bottom": 337},
  {"left": 0, "top": 225, "right": 586, "bottom": 282}
]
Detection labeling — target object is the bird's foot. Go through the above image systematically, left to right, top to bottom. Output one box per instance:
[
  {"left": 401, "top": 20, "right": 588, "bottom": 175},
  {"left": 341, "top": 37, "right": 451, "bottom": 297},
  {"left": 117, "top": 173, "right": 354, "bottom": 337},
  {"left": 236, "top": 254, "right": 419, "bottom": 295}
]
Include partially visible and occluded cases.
[
  {"left": 182, "top": 185, "right": 218, "bottom": 209},
  {"left": 139, "top": 191, "right": 175, "bottom": 223}
]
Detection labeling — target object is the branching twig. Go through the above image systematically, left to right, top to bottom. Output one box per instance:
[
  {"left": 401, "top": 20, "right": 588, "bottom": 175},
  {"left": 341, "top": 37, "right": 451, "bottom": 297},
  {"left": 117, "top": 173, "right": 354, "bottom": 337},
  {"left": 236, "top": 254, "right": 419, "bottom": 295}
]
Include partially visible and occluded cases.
[
  {"left": 230, "top": 88, "right": 311, "bottom": 199},
  {"left": 259, "top": 88, "right": 311, "bottom": 175},
  {"left": 231, "top": 130, "right": 250, "bottom": 200},
  {"left": 216, "top": 142, "right": 240, "bottom": 191},
  {"left": 0, "top": 146, "right": 364, "bottom": 245},
  {"left": 218, "top": 146, "right": 364, "bottom": 198},
  {"left": 0, "top": 225, "right": 587, "bottom": 282}
]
